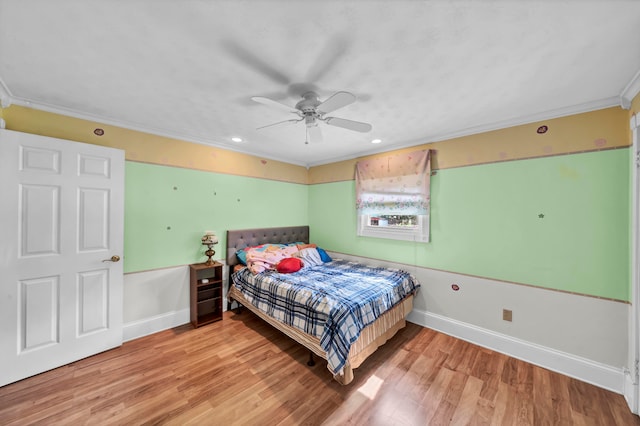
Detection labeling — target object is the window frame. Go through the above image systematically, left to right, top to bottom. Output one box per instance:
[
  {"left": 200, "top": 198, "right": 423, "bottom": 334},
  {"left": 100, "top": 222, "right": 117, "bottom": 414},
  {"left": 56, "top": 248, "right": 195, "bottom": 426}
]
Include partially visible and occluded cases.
[{"left": 357, "top": 214, "right": 429, "bottom": 242}]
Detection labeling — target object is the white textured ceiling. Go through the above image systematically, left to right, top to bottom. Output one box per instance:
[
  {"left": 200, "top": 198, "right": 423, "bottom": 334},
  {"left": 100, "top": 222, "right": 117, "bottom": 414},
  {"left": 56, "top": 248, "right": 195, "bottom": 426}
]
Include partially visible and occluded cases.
[{"left": 1, "top": 1, "right": 639, "bottom": 167}]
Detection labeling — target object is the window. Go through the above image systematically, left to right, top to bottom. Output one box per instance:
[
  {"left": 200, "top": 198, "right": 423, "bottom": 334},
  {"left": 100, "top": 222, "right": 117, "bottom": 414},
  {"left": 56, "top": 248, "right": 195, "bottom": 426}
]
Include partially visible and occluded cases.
[{"left": 356, "top": 149, "right": 432, "bottom": 242}]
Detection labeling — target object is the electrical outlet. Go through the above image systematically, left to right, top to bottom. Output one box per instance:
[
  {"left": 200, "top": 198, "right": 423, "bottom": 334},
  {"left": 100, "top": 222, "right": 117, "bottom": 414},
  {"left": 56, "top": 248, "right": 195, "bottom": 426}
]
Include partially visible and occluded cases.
[{"left": 503, "top": 309, "right": 513, "bottom": 322}]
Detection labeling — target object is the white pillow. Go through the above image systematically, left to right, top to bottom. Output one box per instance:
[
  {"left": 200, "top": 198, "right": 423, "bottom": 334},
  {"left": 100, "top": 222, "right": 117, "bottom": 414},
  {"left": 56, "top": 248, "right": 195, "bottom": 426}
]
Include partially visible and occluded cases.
[{"left": 294, "top": 247, "right": 323, "bottom": 267}]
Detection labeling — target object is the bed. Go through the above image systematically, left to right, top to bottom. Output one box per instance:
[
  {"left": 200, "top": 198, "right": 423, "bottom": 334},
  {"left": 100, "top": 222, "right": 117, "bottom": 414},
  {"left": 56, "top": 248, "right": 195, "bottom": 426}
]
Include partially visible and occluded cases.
[{"left": 226, "top": 226, "right": 420, "bottom": 385}]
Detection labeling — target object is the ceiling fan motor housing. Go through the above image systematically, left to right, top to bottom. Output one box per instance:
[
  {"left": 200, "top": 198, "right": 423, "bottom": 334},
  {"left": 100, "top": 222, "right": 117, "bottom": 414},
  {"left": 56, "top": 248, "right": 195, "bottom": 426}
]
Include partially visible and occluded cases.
[{"left": 295, "top": 91, "right": 322, "bottom": 113}]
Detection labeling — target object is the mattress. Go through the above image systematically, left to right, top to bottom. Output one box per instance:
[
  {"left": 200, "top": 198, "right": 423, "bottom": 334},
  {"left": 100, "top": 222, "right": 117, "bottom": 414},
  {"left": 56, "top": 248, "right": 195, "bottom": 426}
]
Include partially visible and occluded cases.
[{"left": 231, "top": 259, "right": 421, "bottom": 376}]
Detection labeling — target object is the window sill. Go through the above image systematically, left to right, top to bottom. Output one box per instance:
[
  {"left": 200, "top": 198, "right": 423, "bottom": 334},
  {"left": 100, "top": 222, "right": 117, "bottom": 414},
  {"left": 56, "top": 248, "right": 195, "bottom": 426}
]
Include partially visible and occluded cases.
[{"left": 358, "top": 224, "right": 429, "bottom": 242}]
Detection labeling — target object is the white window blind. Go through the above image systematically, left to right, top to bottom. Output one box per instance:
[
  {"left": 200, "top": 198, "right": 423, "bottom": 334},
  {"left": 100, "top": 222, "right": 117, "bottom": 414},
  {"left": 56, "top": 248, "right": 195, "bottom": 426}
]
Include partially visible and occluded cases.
[{"left": 355, "top": 149, "right": 432, "bottom": 241}]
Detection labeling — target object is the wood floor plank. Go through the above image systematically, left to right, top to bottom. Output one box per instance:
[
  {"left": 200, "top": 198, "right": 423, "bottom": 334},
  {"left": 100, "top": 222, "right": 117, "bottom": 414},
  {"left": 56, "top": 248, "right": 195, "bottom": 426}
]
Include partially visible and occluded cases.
[
  {"left": 0, "top": 310, "right": 638, "bottom": 425},
  {"left": 473, "top": 349, "right": 506, "bottom": 402},
  {"left": 396, "top": 353, "right": 438, "bottom": 401},
  {"left": 420, "top": 365, "right": 456, "bottom": 422},
  {"left": 532, "top": 365, "right": 554, "bottom": 425},
  {"left": 549, "top": 369, "right": 575, "bottom": 424},
  {"left": 429, "top": 370, "right": 468, "bottom": 424},
  {"left": 449, "top": 375, "right": 484, "bottom": 426},
  {"left": 491, "top": 380, "right": 515, "bottom": 425},
  {"left": 368, "top": 389, "right": 422, "bottom": 425},
  {"left": 162, "top": 401, "right": 215, "bottom": 426}
]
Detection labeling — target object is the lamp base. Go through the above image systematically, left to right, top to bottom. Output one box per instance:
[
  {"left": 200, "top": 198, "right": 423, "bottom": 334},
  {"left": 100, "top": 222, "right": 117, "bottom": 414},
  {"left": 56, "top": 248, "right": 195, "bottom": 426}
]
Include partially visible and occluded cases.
[{"left": 205, "top": 247, "right": 216, "bottom": 266}]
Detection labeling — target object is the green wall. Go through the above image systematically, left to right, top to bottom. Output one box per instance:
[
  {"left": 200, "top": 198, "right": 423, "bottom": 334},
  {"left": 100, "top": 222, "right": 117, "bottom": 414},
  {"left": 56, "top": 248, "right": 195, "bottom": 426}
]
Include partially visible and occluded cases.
[
  {"left": 124, "top": 148, "right": 630, "bottom": 300},
  {"left": 309, "top": 149, "right": 630, "bottom": 301},
  {"left": 124, "top": 162, "right": 308, "bottom": 273}
]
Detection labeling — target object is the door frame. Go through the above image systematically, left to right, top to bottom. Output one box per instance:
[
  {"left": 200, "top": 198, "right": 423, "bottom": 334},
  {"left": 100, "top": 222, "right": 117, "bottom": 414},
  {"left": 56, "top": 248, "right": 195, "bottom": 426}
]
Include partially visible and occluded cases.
[{"left": 627, "top": 113, "right": 640, "bottom": 413}]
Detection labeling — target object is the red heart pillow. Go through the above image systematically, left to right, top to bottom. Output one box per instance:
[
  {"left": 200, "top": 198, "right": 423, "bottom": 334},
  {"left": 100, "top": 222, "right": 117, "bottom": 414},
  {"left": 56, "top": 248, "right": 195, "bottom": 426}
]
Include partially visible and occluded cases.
[{"left": 277, "top": 257, "right": 303, "bottom": 273}]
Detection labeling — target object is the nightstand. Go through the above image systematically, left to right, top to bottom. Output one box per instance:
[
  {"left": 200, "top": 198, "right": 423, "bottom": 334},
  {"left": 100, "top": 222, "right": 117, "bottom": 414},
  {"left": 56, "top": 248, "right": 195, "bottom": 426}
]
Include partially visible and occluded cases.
[{"left": 189, "top": 262, "right": 223, "bottom": 327}]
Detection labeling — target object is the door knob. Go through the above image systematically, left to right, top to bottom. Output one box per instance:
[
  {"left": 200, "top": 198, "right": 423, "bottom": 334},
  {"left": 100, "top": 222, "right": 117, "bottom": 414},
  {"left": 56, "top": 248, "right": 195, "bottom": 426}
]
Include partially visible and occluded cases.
[{"left": 102, "top": 255, "right": 121, "bottom": 263}]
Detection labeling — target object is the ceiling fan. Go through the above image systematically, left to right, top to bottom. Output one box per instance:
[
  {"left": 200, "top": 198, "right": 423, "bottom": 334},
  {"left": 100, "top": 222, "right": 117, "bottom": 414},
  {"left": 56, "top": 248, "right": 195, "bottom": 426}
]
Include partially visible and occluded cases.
[{"left": 251, "top": 91, "right": 372, "bottom": 144}]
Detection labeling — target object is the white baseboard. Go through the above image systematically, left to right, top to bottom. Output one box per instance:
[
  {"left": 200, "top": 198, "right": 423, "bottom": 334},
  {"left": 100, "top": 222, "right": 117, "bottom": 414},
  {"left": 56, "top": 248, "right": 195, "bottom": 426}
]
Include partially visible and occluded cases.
[
  {"left": 123, "top": 308, "right": 190, "bottom": 342},
  {"left": 407, "top": 309, "right": 624, "bottom": 394},
  {"left": 624, "top": 371, "right": 639, "bottom": 414}
]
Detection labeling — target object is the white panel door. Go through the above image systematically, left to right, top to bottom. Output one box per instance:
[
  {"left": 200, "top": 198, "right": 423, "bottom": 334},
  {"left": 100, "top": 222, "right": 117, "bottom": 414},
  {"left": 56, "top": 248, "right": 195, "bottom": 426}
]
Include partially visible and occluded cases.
[{"left": 0, "top": 129, "right": 124, "bottom": 387}]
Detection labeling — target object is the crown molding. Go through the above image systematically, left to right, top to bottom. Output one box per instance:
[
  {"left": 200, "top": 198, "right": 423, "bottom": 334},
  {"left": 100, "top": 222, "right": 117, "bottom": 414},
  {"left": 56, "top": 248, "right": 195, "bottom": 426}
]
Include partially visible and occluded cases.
[
  {"left": 621, "top": 68, "right": 640, "bottom": 110},
  {"left": 0, "top": 77, "right": 13, "bottom": 108},
  {"left": 4, "top": 91, "right": 624, "bottom": 169},
  {"left": 7, "top": 95, "right": 309, "bottom": 167},
  {"left": 426, "top": 96, "right": 621, "bottom": 143},
  {"left": 306, "top": 97, "right": 621, "bottom": 167}
]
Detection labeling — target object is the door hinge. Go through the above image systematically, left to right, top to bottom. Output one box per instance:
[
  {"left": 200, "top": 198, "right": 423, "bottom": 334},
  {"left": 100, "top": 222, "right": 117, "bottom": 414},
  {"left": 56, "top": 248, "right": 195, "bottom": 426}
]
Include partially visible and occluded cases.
[{"left": 636, "top": 151, "right": 640, "bottom": 167}]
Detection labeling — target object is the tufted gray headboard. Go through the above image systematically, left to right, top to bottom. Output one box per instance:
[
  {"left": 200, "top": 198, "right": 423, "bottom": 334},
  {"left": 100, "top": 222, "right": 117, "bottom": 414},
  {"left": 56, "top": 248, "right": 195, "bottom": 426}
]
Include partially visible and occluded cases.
[{"left": 226, "top": 226, "right": 310, "bottom": 266}]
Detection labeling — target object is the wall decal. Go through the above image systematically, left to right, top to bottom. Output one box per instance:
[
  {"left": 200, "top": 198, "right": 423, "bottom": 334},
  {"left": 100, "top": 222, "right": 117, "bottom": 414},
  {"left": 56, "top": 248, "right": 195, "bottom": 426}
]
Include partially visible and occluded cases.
[
  {"left": 537, "top": 125, "right": 548, "bottom": 134},
  {"left": 93, "top": 128, "right": 104, "bottom": 136},
  {"left": 594, "top": 138, "right": 607, "bottom": 148},
  {"left": 538, "top": 213, "right": 545, "bottom": 218},
  {"left": 451, "top": 284, "right": 460, "bottom": 291}
]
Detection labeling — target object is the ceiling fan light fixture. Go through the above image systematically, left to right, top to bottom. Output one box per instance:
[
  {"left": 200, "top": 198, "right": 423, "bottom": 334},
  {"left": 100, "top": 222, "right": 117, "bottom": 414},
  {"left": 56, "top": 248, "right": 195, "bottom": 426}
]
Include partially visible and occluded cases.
[{"left": 304, "top": 115, "right": 317, "bottom": 127}]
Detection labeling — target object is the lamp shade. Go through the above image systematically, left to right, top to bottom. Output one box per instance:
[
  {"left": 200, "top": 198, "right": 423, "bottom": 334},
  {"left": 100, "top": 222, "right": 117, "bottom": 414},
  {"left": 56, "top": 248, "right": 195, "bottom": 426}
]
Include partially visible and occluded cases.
[{"left": 201, "top": 231, "right": 218, "bottom": 245}]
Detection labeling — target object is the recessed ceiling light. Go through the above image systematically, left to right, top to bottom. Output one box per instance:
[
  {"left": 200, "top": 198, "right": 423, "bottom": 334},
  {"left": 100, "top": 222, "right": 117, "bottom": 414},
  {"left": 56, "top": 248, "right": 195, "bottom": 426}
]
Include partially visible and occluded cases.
[
  {"left": 231, "top": 137, "right": 243, "bottom": 142},
  {"left": 371, "top": 139, "right": 382, "bottom": 144}
]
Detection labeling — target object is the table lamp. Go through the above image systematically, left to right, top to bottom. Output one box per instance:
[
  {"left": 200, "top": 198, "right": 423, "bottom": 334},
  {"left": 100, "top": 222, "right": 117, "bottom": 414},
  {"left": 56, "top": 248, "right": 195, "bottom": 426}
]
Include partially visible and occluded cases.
[{"left": 201, "top": 231, "right": 218, "bottom": 265}]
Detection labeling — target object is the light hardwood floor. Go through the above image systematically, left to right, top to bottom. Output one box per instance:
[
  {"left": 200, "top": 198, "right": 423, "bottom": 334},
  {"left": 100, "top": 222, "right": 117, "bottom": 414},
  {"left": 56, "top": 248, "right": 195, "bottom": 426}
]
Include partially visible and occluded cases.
[{"left": 1, "top": 310, "right": 638, "bottom": 425}]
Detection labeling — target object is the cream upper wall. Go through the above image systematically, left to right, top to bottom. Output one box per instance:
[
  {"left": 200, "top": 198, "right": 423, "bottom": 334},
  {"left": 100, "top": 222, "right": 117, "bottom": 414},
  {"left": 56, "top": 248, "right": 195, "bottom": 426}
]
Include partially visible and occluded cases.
[
  {"left": 1, "top": 104, "right": 631, "bottom": 185},
  {"left": 1, "top": 105, "right": 309, "bottom": 184},
  {"left": 309, "top": 107, "right": 630, "bottom": 184}
]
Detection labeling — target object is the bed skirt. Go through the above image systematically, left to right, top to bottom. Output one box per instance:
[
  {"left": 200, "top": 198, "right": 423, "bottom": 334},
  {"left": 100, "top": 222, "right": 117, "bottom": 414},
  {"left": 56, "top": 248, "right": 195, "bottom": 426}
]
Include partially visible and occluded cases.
[{"left": 228, "top": 285, "right": 413, "bottom": 385}]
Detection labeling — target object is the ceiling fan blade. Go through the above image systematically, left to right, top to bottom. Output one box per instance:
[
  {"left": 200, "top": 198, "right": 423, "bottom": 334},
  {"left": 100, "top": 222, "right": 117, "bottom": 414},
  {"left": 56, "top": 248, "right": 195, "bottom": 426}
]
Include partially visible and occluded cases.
[
  {"left": 304, "top": 34, "right": 350, "bottom": 83},
  {"left": 221, "top": 40, "right": 290, "bottom": 85},
  {"left": 317, "top": 91, "right": 356, "bottom": 114},
  {"left": 251, "top": 96, "right": 299, "bottom": 114},
  {"left": 324, "top": 117, "right": 372, "bottom": 133},
  {"left": 257, "top": 118, "right": 302, "bottom": 130},
  {"left": 307, "top": 125, "right": 323, "bottom": 144}
]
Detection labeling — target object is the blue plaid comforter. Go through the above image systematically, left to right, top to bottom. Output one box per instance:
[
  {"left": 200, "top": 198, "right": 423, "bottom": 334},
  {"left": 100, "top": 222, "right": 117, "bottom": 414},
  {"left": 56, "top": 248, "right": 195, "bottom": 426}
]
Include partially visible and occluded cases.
[{"left": 231, "top": 259, "right": 421, "bottom": 375}]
